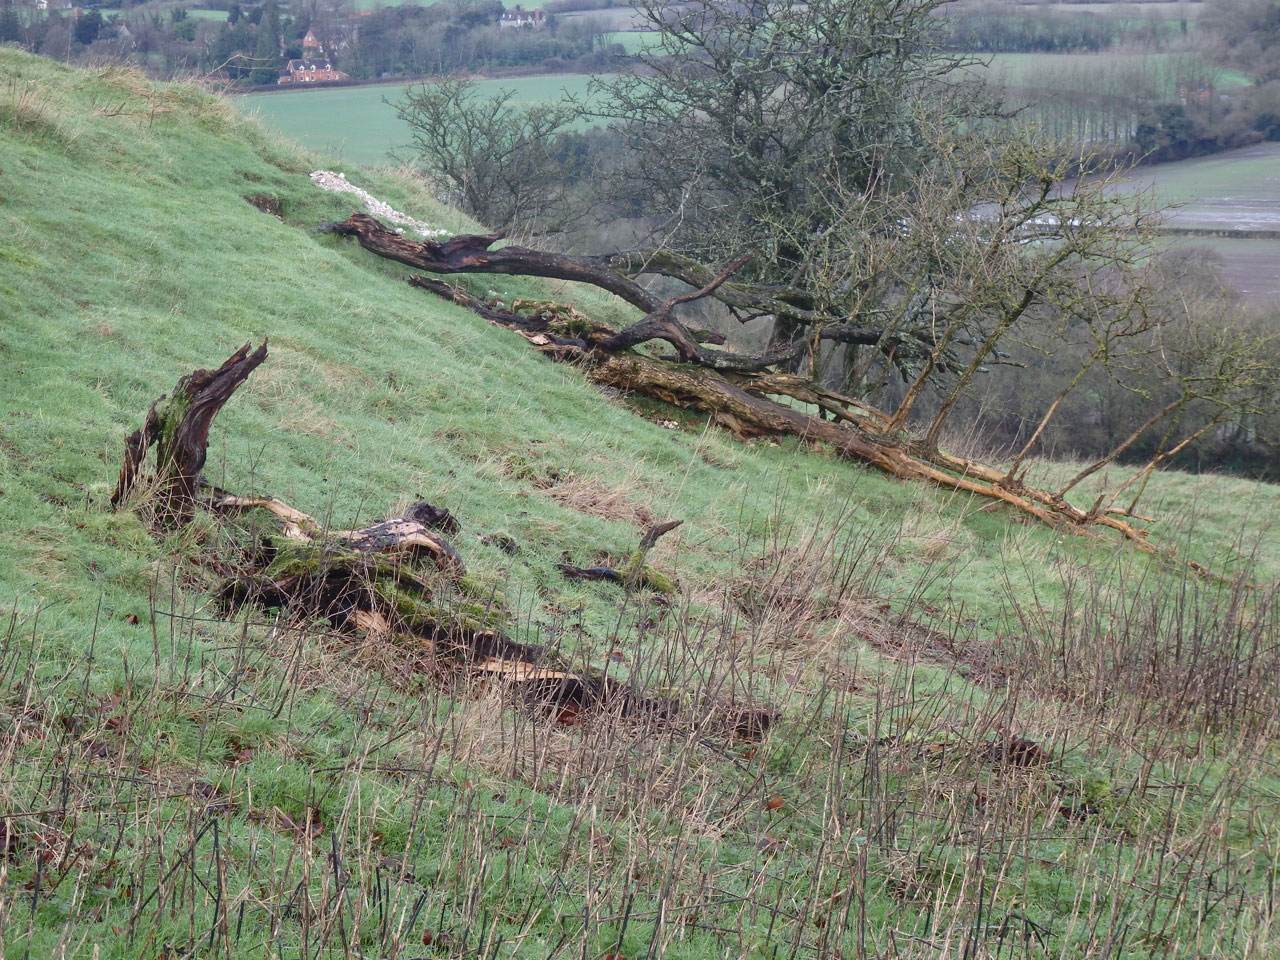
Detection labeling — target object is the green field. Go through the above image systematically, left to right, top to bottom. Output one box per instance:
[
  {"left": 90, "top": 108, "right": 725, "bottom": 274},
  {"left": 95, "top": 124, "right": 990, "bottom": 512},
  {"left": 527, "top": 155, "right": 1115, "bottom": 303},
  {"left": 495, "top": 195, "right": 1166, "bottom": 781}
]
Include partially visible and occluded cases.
[
  {"left": 557, "top": 5, "right": 647, "bottom": 30},
  {"left": 601, "top": 29, "right": 662, "bottom": 54},
  {"left": 5, "top": 48, "right": 1280, "bottom": 960},
  {"left": 237, "top": 73, "right": 604, "bottom": 166},
  {"left": 1124, "top": 141, "right": 1280, "bottom": 213}
]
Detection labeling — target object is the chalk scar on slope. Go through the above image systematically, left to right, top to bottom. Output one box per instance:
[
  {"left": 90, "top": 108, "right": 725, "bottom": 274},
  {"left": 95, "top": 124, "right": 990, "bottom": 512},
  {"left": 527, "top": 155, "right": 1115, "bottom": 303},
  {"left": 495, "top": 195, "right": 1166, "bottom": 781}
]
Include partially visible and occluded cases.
[{"left": 310, "top": 170, "right": 453, "bottom": 239}]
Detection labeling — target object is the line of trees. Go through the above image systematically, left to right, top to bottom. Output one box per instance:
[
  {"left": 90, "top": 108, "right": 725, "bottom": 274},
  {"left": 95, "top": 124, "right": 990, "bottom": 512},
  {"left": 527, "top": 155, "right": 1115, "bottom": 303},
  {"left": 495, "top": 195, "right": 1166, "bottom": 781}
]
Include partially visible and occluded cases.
[
  {"left": 0, "top": 0, "right": 617, "bottom": 83},
  {"left": 345, "top": 2, "right": 611, "bottom": 81},
  {"left": 938, "top": 2, "right": 1186, "bottom": 53}
]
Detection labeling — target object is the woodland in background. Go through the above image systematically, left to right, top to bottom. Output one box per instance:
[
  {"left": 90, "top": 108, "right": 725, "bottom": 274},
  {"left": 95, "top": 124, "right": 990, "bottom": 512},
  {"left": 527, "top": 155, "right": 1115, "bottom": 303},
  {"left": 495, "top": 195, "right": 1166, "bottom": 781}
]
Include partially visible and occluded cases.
[
  {"left": 0, "top": 0, "right": 618, "bottom": 82},
  {"left": 397, "top": 0, "right": 1280, "bottom": 480}
]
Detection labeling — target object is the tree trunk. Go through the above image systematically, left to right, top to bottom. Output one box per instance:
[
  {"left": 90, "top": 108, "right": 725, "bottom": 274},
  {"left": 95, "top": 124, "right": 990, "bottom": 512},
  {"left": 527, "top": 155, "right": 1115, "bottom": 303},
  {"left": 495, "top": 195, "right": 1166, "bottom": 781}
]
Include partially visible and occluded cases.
[
  {"left": 325, "top": 214, "right": 1226, "bottom": 581},
  {"left": 111, "top": 341, "right": 268, "bottom": 526}
]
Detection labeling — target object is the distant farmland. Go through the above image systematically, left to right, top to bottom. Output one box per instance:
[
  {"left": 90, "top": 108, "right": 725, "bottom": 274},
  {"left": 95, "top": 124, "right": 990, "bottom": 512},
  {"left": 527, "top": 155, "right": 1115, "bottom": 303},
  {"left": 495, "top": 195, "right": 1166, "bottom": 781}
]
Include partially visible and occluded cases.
[
  {"left": 236, "top": 55, "right": 1277, "bottom": 303},
  {"left": 237, "top": 74, "right": 605, "bottom": 166},
  {"left": 1121, "top": 141, "right": 1280, "bottom": 229},
  {"left": 1120, "top": 142, "right": 1280, "bottom": 303}
]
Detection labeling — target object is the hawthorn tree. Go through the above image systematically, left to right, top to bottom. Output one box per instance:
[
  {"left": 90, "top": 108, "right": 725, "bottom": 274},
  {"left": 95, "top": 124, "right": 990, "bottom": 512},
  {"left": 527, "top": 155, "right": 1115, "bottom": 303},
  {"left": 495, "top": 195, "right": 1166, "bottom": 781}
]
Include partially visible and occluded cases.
[{"left": 375, "top": 0, "right": 1277, "bottom": 556}]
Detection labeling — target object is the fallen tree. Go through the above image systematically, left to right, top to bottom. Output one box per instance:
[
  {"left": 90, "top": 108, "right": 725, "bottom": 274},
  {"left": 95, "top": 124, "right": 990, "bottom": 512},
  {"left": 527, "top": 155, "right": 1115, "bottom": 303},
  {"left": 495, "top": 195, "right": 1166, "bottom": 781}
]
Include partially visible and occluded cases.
[
  {"left": 325, "top": 213, "right": 1232, "bottom": 578},
  {"left": 322, "top": 214, "right": 935, "bottom": 374},
  {"left": 112, "top": 345, "right": 769, "bottom": 735}
]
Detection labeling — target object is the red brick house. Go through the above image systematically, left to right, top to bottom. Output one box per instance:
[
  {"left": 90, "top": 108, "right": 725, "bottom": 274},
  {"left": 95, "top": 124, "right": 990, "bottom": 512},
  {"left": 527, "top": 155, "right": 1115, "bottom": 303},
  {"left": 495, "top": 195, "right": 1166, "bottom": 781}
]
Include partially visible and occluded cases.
[
  {"left": 499, "top": 7, "right": 545, "bottom": 28},
  {"left": 277, "top": 59, "right": 349, "bottom": 84},
  {"left": 1177, "top": 82, "right": 1215, "bottom": 106}
]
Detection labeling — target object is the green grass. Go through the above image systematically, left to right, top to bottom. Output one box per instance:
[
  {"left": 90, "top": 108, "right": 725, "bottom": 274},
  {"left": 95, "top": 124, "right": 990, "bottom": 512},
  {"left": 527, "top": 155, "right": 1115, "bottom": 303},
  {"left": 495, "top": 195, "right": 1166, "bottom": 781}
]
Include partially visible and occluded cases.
[
  {"left": 601, "top": 30, "right": 662, "bottom": 54},
  {"left": 3, "top": 48, "right": 1280, "bottom": 960},
  {"left": 236, "top": 73, "right": 606, "bottom": 166}
]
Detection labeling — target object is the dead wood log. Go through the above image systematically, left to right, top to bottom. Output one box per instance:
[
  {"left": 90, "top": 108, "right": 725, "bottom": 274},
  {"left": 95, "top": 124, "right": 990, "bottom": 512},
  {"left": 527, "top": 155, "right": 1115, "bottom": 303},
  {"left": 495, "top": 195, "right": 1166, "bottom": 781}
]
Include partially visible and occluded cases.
[
  {"left": 322, "top": 213, "right": 666, "bottom": 314},
  {"left": 326, "top": 214, "right": 1221, "bottom": 579},
  {"left": 326, "top": 214, "right": 910, "bottom": 371},
  {"left": 413, "top": 284, "right": 1140, "bottom": 544},
  {"left": 111, "top": 341, "right": 268, "bottom": 526},
  {"left": 111, "top": 349, "right": 771, "bottom": 735},
  {"left": 210, "top": 492, "right": 750, "bottom": 728},
  {"left": 208, "top": 493, "right": 466, "bottom": 578},
  {"left": 557, "top": 519, "right": 684, "bottom": 594}
]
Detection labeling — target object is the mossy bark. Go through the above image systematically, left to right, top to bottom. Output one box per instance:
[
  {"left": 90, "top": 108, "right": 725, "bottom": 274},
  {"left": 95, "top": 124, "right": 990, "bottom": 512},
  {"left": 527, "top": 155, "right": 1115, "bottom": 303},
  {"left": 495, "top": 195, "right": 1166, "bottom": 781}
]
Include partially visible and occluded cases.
[{"left": 112, "top": 341, "right": 268, "bottom": 526}]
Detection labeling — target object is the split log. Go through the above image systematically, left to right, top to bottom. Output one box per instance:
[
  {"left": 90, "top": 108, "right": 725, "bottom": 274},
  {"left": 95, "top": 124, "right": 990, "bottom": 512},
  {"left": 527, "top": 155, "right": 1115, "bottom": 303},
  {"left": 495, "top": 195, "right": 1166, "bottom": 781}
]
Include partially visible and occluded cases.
[
  {"left": 322, "top": 214, "right": 667, "bottom": 314},
  {"left": 406, "top": 269, "right": 1147, "bottom": 548},
  {"left": 111, "top": 341, "right": 268, "bottom": 526},
  {"left": 110, "top": 351, "right": 774, "bottom": 738},
  {"left": 212, "top": 492, "right": 760, "bottom": 729},
  {"left": 207, "top": 493, "right": 466, "bottom": 578}
]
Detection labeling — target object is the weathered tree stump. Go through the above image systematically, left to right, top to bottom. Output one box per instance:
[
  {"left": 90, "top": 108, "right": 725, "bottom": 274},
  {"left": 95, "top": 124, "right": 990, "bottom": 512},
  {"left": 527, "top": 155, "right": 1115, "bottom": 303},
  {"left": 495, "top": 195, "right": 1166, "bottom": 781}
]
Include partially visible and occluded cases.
[{"left": 111, "top": 341, "right": 268, "bottom": 526}]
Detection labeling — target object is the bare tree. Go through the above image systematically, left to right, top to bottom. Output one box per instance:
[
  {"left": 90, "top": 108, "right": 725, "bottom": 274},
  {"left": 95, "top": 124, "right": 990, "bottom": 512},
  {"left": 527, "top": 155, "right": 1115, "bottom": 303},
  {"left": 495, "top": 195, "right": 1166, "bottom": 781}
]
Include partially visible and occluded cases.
[{"left": 396, "top": 76, "right": 587, "bottom": 233}]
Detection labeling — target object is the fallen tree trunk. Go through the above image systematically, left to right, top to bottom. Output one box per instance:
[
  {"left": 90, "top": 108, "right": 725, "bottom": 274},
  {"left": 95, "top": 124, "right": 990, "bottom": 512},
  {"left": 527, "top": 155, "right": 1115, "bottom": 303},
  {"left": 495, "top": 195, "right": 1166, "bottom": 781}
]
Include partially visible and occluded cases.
[
  {"left": 324, "top": 214, "right": 940, "bottom": 374},
  {"left": 323, "top": 217, "right": 1212, "bottom": 574},
  {"left": 109, "top": 349, "right": 775, "bottom": 738},
  {"left": 209, "top": 492, "right": 467, "bottom": 577},
  {"left": 211, "top": 492, "right": 769, "bottom": 735}
]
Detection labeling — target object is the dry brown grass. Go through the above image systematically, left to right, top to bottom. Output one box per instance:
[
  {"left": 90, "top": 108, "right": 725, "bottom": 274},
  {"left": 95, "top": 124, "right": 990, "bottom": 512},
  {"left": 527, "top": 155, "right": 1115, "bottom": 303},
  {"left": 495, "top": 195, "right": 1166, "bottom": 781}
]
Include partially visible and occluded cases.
[{"left": 540, "top": 472, "right": 657, "bottom": 528}]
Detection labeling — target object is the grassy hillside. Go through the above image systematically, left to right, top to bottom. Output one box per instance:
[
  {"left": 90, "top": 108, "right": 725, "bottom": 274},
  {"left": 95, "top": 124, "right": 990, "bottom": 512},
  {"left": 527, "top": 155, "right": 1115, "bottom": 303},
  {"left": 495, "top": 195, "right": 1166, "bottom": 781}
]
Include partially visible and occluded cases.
[{"left": 3, "top": 48, "right": 1280, "bottom": 959}]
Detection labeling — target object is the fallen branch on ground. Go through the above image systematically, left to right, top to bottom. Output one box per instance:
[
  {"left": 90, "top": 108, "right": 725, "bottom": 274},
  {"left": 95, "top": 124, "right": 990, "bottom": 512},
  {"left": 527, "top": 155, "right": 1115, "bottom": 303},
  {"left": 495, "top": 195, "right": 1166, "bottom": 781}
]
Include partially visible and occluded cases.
[
  {"left": 323, "top": 214, "right": 1224, "bottom": 579},
  {"left": 110, "top": 348, "right": 773, "bottom": 735},
  {"left": 558, "top": 520, "right": 683, "bottom": 593}
]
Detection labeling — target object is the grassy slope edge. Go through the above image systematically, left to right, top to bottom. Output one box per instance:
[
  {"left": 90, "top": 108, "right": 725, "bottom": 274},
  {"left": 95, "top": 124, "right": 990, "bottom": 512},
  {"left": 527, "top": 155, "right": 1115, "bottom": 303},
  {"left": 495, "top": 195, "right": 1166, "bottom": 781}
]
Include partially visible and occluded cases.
[{"left": 2, "top": 50, "right": 1279, "bottom": 959}]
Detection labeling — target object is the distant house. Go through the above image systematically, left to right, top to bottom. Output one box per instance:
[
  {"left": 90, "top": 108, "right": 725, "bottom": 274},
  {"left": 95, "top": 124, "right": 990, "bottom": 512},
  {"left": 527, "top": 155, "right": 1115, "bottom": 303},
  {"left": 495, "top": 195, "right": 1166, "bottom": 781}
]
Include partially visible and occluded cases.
[
  {"left": 499, "top": 6, "right": 545, "bottom": 28},
  {"left": 302, "top": 29, "right": 323, "bottom": 55},
  {"left": 277, "top": 59, "right": 349, "bottom": 84},
  {"left": 1177, "top": 82, "right": 1214, "bottom": 106}
]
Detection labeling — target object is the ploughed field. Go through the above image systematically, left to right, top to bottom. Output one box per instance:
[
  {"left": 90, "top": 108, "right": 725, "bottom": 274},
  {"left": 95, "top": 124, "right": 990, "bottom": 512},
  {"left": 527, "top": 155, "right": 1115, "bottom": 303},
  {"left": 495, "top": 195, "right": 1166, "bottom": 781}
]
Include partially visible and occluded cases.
[
  {"left": 1124, "top": 141, "right": 1280, "bottom": 232},
  {"left": 1118, "top": 142, "right": 1280, "bottom": 303}
]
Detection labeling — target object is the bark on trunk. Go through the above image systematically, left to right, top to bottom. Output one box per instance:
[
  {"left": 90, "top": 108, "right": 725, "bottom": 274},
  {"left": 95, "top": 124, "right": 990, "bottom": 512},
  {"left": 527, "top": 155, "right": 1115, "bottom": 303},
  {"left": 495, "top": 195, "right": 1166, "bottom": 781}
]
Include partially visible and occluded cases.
[
  {"left": 325, "top": 214, "right": 1222, "bottom": 580},
  {"left": 112, "top": 341, "right": 268, "bottom": 526}
]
